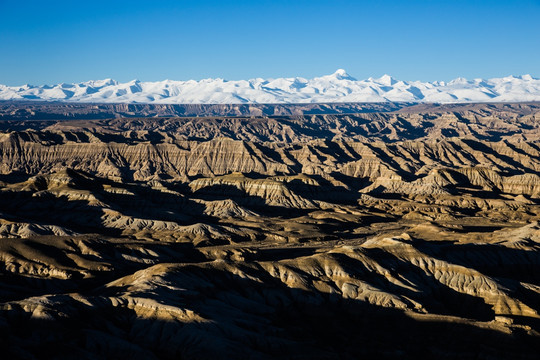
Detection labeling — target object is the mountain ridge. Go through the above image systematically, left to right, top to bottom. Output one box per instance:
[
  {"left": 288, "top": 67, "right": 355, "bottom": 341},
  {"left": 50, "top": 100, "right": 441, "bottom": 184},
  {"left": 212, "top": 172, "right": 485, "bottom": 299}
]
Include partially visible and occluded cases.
[{"left": 1, "top": 70, "right": 539, "bottom": 104}]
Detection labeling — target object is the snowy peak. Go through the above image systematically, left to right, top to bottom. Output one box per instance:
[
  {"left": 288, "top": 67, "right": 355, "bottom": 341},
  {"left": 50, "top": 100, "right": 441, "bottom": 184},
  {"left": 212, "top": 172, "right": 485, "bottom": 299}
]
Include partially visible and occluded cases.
[
  {"left": 331, "top": 69, "right": 356, "bottom": 81},
  {"left": 0, "top": 71, "right": 539, "bottom": 104},
  {"left": 375, "top": 74, "right": 397, "bottom": 86},
  {"left": 85, "top": 79, "right": 118, "bottom": 87}
]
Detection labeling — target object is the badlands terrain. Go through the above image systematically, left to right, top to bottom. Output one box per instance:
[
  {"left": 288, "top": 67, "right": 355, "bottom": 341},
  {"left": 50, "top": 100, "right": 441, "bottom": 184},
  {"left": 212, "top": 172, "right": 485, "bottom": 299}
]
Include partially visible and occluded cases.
[{"left": 0, "top": 102, "right": 539, "bottom": 359}]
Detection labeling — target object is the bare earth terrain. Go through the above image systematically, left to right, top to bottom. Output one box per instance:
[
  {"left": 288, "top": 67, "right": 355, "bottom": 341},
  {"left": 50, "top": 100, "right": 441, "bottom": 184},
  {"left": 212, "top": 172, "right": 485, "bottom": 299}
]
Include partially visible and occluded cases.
[{"left": 0, "top": 102, "right": 539, "bottom": 359}]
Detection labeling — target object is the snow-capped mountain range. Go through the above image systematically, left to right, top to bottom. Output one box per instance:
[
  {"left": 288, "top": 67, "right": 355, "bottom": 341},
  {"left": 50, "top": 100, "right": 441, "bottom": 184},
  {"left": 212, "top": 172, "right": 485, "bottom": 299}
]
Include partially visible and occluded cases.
[{"left": 1, "top": 70, "right": 539, "bottom": 104}]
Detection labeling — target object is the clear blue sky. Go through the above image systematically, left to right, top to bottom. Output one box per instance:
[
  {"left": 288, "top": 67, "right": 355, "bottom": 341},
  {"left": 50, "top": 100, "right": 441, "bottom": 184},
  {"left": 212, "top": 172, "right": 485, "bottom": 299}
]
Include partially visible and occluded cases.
[{"left": 0, "top": 0, "right": 538, "bottom": 85}]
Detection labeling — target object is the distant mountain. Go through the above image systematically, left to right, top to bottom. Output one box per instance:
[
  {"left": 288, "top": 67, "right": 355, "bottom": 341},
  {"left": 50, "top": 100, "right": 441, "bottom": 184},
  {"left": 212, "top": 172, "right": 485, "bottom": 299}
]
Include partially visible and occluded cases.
[{"left": 1, "top": 70, "right": 539, "bottom": 104}]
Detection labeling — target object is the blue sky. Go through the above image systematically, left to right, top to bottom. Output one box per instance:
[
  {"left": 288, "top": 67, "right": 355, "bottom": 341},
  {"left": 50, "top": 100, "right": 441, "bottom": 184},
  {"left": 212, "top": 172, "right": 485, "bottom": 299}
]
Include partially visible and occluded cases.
[{"left": 0, "top": 0, "right": 538, "bottom": 85}]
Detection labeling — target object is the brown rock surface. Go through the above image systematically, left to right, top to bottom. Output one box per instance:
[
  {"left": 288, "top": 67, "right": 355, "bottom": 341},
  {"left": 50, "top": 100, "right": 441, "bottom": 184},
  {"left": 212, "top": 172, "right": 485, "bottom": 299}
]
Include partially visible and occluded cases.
[{"left": 0, "top": 103, "right": 539, "bottom": 359}]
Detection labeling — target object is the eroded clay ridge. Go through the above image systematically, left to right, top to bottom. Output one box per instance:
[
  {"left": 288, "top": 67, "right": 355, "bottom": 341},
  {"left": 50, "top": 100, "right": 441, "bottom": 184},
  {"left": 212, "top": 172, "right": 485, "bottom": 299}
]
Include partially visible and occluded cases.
[
  {"left": 0, "top": 101, "right": 407, "bottom": 121},
  {"left": 1, "top": 102, "right": 539, "bottom": 142},
  {"left": 0, "top": 105, "right": 539, "bottom": 359},
  {"left": 2, "top": 131, "right": 540, "bottom": 192}
]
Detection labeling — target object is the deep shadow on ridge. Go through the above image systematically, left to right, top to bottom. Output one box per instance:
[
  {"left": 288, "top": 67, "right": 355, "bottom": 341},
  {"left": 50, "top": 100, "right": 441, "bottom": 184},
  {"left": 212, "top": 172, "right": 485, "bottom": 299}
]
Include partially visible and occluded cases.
[{"left": 1, "top": 265, "right": 538, "bottom": 360}]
